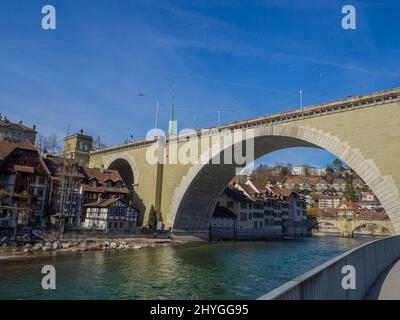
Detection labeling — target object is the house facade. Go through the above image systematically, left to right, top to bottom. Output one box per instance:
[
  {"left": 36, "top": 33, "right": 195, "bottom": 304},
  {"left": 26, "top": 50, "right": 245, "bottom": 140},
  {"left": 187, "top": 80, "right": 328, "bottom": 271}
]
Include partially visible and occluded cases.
[{"left": 83, "top": 197, "right": 138, "bottom": 231}]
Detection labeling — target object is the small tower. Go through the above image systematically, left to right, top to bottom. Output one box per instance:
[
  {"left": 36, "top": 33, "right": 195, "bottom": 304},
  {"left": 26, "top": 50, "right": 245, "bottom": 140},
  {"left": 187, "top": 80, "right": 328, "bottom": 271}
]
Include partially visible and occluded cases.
[{"left": 62, "top": 129, "right": 93, "bottom": 167}]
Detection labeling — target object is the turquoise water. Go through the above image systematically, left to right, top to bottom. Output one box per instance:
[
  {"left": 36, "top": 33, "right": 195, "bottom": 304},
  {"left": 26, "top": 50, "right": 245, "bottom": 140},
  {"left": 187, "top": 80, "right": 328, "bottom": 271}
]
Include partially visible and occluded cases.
[{"left": 0, "top": 235, "right": 374, "bottom": 300}]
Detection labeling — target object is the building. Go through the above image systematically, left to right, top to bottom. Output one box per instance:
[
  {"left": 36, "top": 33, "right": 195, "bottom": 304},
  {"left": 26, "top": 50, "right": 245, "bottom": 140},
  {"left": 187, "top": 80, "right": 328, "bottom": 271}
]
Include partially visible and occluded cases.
[
  {"left": 0, "top": 114, "right": 36, "bottom": 144},
  {"left": 61, "top": 129, "right": 93, "bottom": 167},
  {"left": 0, "top": 140, "right": 49, "bottom": 225},
  {"left": 44, "top": 154, "right": 85, "bottom": 227},
  {"left": 292, "top": 165, "right": 326, "bottom": 177},
  {"left": 80, "top": 167, "right": 130, "bottom": 222},
  {"left": 283, "top": 175, "right": 321, "bottom": 191},
  {"left": 212, "top": 177, "right": 308, "bottom": 240},
  {"left": 332, "top": 177, "right": 346, "bottom": 192},
  {"left": 315, "top": 178, "right": 328, "bottom": 191},
  {"left": 298, "top": 189, "right": 313, "bottom": 207},
  {"left": 319, "top": 195, "right": 341, "bottom": 209},
  {"left": 83, "top": 197, "right": 138, "bottom": 231},
  {"left": 210, "top": 205, "right": 236, "bottom": 240}
]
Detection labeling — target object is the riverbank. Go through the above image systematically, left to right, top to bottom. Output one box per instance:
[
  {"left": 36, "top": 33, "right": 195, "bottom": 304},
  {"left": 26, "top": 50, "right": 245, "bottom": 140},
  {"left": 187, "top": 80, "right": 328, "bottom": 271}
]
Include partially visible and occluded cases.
[{"left": 0, "top": 235, "right": 188, "bottom": 261}]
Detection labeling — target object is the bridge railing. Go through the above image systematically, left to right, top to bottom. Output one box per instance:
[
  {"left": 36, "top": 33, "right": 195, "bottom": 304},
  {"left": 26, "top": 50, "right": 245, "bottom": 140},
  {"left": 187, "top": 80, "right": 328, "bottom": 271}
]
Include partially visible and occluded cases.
[{"left": 258, "top": 235, "right": 400, "bottom": 300}]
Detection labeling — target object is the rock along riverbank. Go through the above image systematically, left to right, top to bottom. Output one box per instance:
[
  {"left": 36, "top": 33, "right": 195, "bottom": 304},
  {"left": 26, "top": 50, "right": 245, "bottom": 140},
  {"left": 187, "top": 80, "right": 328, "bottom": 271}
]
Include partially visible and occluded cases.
[{"left": 0, "top": 235, "right": 188, "bottom": 261}]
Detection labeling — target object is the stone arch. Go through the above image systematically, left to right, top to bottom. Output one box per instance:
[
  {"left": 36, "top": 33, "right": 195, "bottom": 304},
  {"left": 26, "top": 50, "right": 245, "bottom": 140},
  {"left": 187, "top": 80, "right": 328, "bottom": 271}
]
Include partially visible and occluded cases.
[
  {"left": 168, "top": 124, "right": 400, "bottom": 238},
  {"left": 104, "top": 154, "right": 139, "bottom": 190},
  {"left": 309, "top": 221, "right": 342, "bottom": 234},
  {"left": 351, "top": 221, "right": 393, "bottom": 237}
]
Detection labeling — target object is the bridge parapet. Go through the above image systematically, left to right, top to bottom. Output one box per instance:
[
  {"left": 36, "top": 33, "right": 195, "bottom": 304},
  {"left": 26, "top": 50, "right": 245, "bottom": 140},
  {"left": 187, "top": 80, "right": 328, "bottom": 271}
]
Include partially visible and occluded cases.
[{"left": 258, "top": 235, "right": 400, "bottom": 300}]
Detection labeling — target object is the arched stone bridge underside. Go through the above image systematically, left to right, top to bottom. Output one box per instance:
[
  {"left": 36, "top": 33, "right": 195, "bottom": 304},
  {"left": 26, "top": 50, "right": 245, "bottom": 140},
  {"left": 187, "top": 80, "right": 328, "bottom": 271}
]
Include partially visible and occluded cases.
[
  {"left": 89, "top": 87, "right": 400, "bottom": 239},
  {"left": 308, "top": 217, "right": 394, "bottom": 238}
]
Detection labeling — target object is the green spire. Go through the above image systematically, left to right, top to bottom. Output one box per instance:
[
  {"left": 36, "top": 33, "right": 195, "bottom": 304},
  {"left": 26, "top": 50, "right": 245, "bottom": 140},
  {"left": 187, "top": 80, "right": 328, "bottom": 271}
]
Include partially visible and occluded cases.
[{"left": 168, "top": 87, "right": 176, "bottom": 135}]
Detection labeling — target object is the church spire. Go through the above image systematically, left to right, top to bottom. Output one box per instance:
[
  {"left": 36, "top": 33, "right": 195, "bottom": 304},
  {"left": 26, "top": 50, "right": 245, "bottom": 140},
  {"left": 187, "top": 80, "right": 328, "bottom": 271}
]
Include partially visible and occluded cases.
[{"left": 168, "top": 86, "right": 176, "bottom": 136}]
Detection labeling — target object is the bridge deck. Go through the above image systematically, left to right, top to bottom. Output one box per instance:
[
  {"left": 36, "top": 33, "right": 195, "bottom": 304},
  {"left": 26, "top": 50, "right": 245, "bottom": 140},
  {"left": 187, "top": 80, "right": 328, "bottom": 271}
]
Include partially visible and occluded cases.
[{"left": 365, "top": 259, "right": 400, "bottom": 300}]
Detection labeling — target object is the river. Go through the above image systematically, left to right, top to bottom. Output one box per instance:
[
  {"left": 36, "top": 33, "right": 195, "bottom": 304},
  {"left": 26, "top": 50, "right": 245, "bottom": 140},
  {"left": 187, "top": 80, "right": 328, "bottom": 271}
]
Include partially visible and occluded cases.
[{"left": 0, "top": 235, "right": 376, "bottom": 300}]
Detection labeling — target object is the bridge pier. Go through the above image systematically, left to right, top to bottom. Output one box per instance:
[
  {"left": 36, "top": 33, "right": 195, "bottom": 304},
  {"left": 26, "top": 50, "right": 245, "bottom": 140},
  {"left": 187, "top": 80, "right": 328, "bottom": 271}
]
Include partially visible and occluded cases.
[{"left": 341, "top": 232, "right": 353, "bottom": 238}]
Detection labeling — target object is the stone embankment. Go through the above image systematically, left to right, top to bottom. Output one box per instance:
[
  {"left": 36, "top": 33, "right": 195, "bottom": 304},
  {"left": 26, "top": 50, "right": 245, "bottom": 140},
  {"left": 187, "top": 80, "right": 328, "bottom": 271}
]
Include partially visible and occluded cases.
[{"left": 0, "top": 235, "right": 180, "bottom": 259}]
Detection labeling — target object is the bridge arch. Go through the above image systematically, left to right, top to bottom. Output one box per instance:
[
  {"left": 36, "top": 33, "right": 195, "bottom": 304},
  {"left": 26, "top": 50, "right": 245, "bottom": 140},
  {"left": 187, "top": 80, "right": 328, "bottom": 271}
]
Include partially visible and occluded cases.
[
  {"left": 169, "top": 124, "right": 400, "bottom": 238},
  {"left": 104, "top": 154, "right": 139, "bottom": 190},
  {"left": 309, "top": 221, "right": 342, "bottom": 234},
  {"left": 351, "top": 222, "right": 393, "bottom": 237}
]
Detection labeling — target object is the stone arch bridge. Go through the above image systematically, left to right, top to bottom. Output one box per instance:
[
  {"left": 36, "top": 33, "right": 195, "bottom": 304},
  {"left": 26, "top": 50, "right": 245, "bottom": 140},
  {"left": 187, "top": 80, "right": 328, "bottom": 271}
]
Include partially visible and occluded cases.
[
  {"left": 89, "top": 87, "right": 400, "bottom": 240},
  {"left": 307, "top": 216, "right": 394, "bottom": 238}
]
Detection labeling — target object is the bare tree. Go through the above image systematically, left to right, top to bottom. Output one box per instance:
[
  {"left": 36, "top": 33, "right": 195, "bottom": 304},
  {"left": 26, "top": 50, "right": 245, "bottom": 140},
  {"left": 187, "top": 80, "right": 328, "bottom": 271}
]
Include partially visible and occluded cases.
[{"left": 35, "top": 133, "right": 61, "bottom": 154}]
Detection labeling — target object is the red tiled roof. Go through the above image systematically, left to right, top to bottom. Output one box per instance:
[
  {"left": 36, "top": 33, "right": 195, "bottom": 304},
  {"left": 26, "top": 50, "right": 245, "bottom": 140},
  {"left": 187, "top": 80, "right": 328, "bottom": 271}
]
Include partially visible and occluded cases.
[
  {"left": 0, "top": 140, "right": 36, "bottom": 160},
  {"left": 83, "top": 167, "right": 124, "bottom": 183},
  {"left": 248, "top": 180, "right": 267, "bottom": 193},
  {"left": 237, "top": 183, "right": 256, "bottom": 198},
  {"left": 84, "top": 197, "right": 121, "bottom": 208}
]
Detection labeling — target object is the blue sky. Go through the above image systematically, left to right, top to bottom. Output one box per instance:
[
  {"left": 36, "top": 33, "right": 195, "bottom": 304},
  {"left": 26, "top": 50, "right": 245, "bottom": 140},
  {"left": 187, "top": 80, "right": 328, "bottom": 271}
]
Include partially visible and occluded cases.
[{"left": 1, "top": 0, "right": 399, "bottom": 168}]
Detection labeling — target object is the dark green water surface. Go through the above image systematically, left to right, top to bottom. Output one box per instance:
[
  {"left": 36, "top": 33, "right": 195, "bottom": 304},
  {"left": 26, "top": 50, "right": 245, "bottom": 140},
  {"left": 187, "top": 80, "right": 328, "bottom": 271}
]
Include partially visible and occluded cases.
[{"left": 0, "top": 235, "right": 374, "bottom": 299}]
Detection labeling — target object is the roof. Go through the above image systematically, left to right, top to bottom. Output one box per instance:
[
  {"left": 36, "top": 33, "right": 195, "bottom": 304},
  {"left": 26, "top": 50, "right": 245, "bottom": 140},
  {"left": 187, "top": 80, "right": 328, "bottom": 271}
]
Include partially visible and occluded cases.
[
  {"left": 0, "top": 118, "right": 36, "bottom": 132},
  {"left": 0, "top": 140, "right": 37, "bottom": 160},
  {"left": 43, "top": 155, "right": 84, "bottom": 177},
  {"left": 83, "top": 167, "right": 124, "bottom": 183},
  {"left": 246, "top": 180, "right": 267, "bottom": 193},
  {"left": 236, "top": 183, "right": 257, "bottom": 199},
  {"left": 81, "top": 184, "right": 129, "bottom": 194},
  {"left": 266, "top": 184, "right": 293, "bottom": 197},
  {"left": 224, "top": 186, "right": 248, "bottom": 202},
  {"left": 84, "top": 197, "right": 120, "bottom": 208},
  {"left": 84, "top": 197, "right": 135, "bottom": 209},
  {"left": 212, "top": 205, "right": 236, "bottom": 219}
]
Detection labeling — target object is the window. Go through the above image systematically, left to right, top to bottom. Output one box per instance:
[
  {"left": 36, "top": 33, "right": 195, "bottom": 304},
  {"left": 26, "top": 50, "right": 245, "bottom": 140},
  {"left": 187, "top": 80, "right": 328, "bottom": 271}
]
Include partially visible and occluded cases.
[
  {"left": 227, "top": 201, "right": 234, "bottom": 209},
  {"left": 240, "top": 202, "right": 247, "bottom": 209},
  {"left": 240, "top": 212, "right": 247, "bottom": 221},
  {"left": 249, "top": 213, "right": 252, "bottom": 220},
  {"left": 120, "top": 221, "right": 123, "bottom": 228},
  {"left": 254, "top": 221, "right": 257, "bottom": 229},
  {"left": 259, "top": 221, "right": 263, "bottom": 229},
  {"left": 108, "top": 222, "right": 112, "bottom": 229},
  {"left": 114, "top": 222, "right": 118, "bottom": 228}
]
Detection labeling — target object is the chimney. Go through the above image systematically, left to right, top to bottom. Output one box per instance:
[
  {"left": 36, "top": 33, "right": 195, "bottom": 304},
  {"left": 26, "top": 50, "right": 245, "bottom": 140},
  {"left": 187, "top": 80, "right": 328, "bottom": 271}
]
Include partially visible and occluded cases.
[
  {"left": 33, "top": 125, "right": 36, "bottom": 131},
  {"left": 80, "top": 129, "right": 84, "bottom": 135},
  {"left": 97, "top": 194, "right": 102, "bottom": 203}
]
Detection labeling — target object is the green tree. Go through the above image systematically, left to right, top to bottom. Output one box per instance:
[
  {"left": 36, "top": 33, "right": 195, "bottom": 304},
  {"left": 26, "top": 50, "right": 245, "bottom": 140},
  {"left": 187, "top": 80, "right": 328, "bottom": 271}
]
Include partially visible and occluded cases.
[
  {"left": 330, "top": 158, "right": 344, "bottom": 174},
  {"left": 344, "top": 178, "right": 356, "bottom": 202},
  {"left": 148, "top": 205, "right": 157, "bottom": 230}
]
